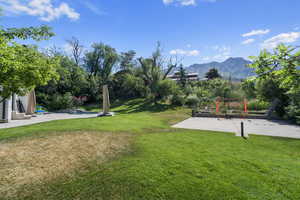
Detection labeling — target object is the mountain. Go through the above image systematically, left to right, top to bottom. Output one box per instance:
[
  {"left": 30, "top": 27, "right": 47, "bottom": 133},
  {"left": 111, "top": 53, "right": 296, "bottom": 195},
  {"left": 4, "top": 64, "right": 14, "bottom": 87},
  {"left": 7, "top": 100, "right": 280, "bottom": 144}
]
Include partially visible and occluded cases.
[{"left": 185, "top": 57, "right": 254, "bottom": 79}]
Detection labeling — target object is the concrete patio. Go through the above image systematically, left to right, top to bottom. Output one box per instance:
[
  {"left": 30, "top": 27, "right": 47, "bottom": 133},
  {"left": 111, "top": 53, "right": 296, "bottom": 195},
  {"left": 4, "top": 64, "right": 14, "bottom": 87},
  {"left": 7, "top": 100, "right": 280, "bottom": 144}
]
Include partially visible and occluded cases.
[
  {"left": 0, "top": 113, "right": 98, "bottom": 129},
  {"left": 173, "top": 117, "right": 300, "bottom": 139}
]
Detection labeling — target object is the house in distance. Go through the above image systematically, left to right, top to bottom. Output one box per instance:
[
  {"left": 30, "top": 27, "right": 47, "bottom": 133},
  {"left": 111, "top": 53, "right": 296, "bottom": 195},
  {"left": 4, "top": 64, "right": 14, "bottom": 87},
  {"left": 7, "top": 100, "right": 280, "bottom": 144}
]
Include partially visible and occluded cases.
[{"left": 167, "top": 72, "right": 199, "bottom": 82}]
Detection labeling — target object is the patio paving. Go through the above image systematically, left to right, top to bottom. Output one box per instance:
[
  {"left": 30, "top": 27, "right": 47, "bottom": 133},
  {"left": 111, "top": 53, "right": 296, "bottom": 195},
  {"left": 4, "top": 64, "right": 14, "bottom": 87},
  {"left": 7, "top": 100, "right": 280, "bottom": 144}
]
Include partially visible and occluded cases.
[
  {"left": 0, "top": 113, "right": 98, "bottom": 129},
  {"left": 173, "top": 117, "right": 300, "bottom": 139}
]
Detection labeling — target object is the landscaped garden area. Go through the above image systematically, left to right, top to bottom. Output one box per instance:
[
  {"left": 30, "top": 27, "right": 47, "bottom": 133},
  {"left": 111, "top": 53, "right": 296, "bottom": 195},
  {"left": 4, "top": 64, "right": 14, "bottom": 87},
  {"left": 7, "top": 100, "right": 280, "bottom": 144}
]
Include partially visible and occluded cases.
[
  {"left": 1, "top": 8, "right": 300, "bottom": 199},
  {"left": 1, "top": 99, "right": 300, "bottom": 200}
]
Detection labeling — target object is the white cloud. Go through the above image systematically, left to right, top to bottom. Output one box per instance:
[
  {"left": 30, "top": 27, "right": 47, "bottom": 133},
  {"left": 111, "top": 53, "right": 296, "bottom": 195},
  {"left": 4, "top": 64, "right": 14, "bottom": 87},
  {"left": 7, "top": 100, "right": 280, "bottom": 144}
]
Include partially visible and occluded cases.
[
  {"left": 0, "top": 0, "right": 80, "bottom": 21},
  {"left": 163, "top": 0, "right": 197, "bottom": 6},
  {"left": 163, "top": 0, "right": 217, "bottom": 6},
  {"left": 81, "top": 1, "right": 106, "bottom": 16},
  {"left": 242, "top": 29, "right": 270, "bottom": 37},
  {"left": 261, "top": 32, "right": 300, "bottom": 49},
  {"left": 241, "top": 38, "right": 255, "bottom": 45},
  {"left": 63, "top": 43, "right": 73, "bottom": 55},
  {"left": 201, "top": 45, "right": 231, "bottom": 62},
  {"left": 213, "top": 45, "right": 231, "bottom": 54},
  {"left": 170, "top": 49, "right": 200, "bottom": 56}
]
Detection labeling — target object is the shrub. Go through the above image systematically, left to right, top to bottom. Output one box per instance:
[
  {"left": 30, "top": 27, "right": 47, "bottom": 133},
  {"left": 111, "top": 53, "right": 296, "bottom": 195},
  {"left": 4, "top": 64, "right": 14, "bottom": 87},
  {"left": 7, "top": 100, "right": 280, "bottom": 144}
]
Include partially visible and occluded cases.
[
  {"left": 156, "top": 79, "right": 179, "bottom": 101},
  {"left": 158, "top": 79, "right": 178, "bottom": 95},
  {"left": 46, "top": 92, "right": 75, "bottom": 111},
  {"left": 170, "top": 93, "right": 186, "bottom": 106},
  {"left": 186, "top": 95, "right": 200, "bottom": 108},
  {"left": 247, "top": 100, "right": 270, "bottom": 111},
  {"left": 286, "top": 104, "right": 300, "bottom": 124}
]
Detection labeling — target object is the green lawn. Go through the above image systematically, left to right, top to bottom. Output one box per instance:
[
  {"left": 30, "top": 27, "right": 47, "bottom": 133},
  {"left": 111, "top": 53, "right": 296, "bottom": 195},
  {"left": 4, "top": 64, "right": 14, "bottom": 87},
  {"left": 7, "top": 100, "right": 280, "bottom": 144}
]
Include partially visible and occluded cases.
[{"left": 1, "top": 99, "right": 300, "bottom": 200}]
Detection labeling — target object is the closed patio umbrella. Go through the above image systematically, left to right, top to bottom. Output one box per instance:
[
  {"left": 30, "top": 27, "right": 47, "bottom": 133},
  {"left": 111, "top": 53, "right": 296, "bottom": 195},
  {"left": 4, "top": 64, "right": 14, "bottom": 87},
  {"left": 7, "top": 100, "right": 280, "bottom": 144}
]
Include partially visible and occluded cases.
[
  {"left": 102, "top": 85, "right": 110, "bottom": 114},
  {"left": 26, "top": 90, "right": 36, "bottom": 115}
]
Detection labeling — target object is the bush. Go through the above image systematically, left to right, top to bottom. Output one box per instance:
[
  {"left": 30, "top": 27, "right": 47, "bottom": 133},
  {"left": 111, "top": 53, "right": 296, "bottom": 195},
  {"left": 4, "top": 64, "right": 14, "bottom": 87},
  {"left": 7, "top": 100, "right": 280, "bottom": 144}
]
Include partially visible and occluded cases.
[
  {"left": 122, "top": 73, "right": 148, "bottom": 98},
  {"left": 156, "top": 79, "right": 179, "bottom": 101},
  {"left": 45, "top": 92, "right": 75, "bottom": 111},
  {"left": 170, "top": 93, "right": 186, "bottom": 106},
  {"left": 186, "top": 95, "right": 200, "bottom": 108},
  {"left": 247, "top": 100, "right": 270, "bottom": 111},
  {"left": 286, "top": 104, "right": 300, "bottom": 124}
]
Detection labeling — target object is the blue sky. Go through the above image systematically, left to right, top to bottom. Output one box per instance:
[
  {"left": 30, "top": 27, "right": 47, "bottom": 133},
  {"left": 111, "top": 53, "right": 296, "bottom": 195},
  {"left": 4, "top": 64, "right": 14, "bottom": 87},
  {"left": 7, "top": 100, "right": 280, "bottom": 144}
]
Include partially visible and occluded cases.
[{"left": 1, "top": 0, "right": 300, "bottom": 65}]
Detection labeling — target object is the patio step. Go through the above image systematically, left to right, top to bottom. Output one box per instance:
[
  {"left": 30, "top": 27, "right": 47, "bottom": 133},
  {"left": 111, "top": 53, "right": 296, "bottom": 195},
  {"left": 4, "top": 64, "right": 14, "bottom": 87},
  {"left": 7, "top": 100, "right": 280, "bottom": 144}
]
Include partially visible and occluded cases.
[{"left": 12, "top": 111, "right": 31, "bottom": 120}]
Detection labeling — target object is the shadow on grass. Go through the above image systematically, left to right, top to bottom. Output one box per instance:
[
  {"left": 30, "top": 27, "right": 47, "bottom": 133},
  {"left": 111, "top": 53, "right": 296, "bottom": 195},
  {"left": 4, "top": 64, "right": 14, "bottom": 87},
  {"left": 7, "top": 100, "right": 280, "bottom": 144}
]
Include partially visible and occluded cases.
[
  {"left": 82, "top": 99, "right": 179, "bottom": 114},
  {"left": 112, "top": 99, "right": 178, "bottom": 114}
]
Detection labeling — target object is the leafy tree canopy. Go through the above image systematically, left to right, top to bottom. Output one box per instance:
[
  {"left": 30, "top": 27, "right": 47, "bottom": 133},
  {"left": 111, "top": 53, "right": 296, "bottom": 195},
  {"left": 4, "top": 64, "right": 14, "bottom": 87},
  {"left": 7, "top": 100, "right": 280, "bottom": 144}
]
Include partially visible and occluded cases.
[
  {"left": 0, "top": 25, "right": 59, "bottom": 100},
  {"left": 0, "top": 25, "right": 54, "bottom": 41},
  {"left": 84, "top": 43, "right": 119, "bottom": 84},
  {"left": 136, "top": 43, "right": 179, "bottom": 102},
  {"left": 248, "top": 44, "right": 300, "bottom": 118},
  {"left": 249, "top": 44, "right": 300, "bottom": 96},
  {"left": 120, "top": 50, "right": 136, "bottom": 72}
]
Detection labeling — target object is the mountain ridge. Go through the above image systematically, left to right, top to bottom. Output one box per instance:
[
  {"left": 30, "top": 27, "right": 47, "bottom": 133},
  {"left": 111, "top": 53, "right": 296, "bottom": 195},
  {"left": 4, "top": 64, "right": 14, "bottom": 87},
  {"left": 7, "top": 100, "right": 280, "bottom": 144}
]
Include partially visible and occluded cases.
[{"left": 184, "top": 57, "right": 254, "bottom": 79}]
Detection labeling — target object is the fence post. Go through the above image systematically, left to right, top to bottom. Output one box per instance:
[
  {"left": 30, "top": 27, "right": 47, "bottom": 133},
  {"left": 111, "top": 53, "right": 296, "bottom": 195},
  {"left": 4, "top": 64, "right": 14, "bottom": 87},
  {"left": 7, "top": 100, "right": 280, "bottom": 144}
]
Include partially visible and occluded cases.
[
  {"left": 244, "top": 99, "right": 248, "bottom": 113},
  {"left": 241, "top": 122, "right": 245, "bottom": 138}
]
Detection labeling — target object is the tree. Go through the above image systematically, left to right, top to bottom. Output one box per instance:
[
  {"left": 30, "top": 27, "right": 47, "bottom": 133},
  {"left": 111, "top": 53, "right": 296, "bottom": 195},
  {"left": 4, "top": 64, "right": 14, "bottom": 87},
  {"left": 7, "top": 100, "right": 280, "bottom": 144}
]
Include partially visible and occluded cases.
[
  {"left": 0, "top": 25, "right": 59, "bottom": 101},
  {"left": 0, "top": 25, "right": 54, "bottom": 41},
  {"left": 66, "top": 37, "right": 84, "bottom": 65},
  {"left": 84, "top": 43, "right": 119, "bottom": 114},
  {"left": 137, "top": 43, "right": 180, "bottom": 102},
  {"left": 248, "top": 44, "right": 300, "bottom": 118},
  {"left": 120, "top": 50, "right": 136, "bottom": 72},
  {"left": 36, "top": 55, "right": 89, "bottom": 110},
  {"left": 37, "top": 55, "right": 88, "bottom": 96},
  {"left": 178, "top": 65, "right": 188, "bottom": 88},
  {"left": 205, "top": 68, "right": 222, "bottom": 80},
  {"left": 241, "top": 78, "right": 257, "bottom": 99},
  {"left": 209, "top": 79, "right": 231, "bottom": 99}
]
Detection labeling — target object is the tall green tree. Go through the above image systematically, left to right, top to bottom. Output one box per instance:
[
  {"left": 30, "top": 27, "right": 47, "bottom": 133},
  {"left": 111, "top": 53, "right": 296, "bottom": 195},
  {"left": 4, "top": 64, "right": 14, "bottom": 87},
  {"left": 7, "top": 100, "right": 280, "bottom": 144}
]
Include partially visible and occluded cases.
[
  {"left": 0, "top": 25, "right": 59, "bottom": 101},
  {"left": 84, "top": 43, "right": 119, "bottom": 112},
  {"left": 137, "top": 43, "right": 179, "bottom": 102},
  {"left": 248, "top": 44, "right": 300, "bottom": 118},
  {"left": 120, "top": 50, "right": 136, "bottom": 72},
  {"left": 36, "top": 55, "right": 89, "bottom": 111},
  {"left": 37, "top": 55, "right": 88, "bottom": 97},
  {"left": 178, "top": 65, "right": 188, "bottom": 88}
]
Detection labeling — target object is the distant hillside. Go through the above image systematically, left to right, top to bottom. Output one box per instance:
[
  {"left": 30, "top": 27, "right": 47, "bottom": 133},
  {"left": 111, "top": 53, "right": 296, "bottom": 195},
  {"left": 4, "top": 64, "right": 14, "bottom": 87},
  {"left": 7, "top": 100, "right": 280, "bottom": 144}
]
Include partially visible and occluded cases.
[{"left": 185, "top": 57, "right": 254, "bottom": 79}]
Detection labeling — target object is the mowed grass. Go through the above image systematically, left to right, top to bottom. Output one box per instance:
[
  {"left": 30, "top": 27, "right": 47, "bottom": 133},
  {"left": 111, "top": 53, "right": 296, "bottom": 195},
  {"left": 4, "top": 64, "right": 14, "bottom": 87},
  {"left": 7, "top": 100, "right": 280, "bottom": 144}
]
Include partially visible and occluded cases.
[
  {"left": 0, "top": 99, "right": 181, "bottom": 141},
  {"left": 1, "top": 99, "right": 300, "bottom": 200}
]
